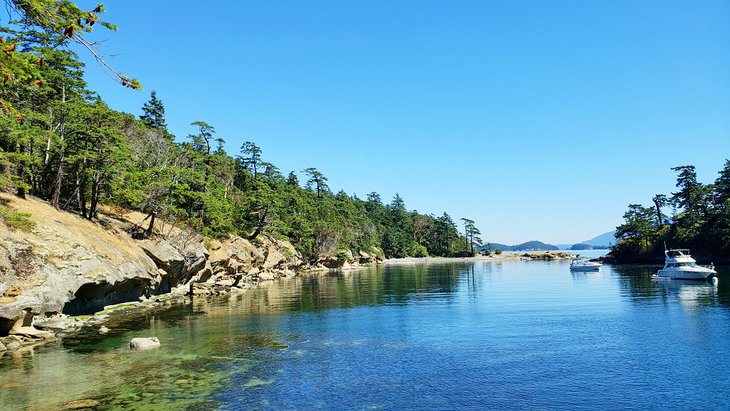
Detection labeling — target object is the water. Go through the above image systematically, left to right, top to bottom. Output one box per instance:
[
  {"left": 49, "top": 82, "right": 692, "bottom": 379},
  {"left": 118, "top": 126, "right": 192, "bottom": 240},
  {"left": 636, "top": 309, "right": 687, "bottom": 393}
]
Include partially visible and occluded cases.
[{"left": 2, "top": 258, "right": 730, "bottom": 410}]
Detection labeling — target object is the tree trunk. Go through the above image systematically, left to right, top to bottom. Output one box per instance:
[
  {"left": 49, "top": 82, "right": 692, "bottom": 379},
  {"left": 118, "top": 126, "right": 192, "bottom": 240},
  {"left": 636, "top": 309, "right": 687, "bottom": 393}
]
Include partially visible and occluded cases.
[
  {"left": 51, "top": 153, "right": 64, "bottom": 208},
  {"left": 77, "top": 171, "right": 88, "bottom": 219},
  {"left": 89, "top": 174, "right": 100, "bottom": 220},
  {"left": 653, "top": 198, "right": 664, "bottom": 226},
  {"left": 144, "top": 211, "right": 157, "bottom": 238}
]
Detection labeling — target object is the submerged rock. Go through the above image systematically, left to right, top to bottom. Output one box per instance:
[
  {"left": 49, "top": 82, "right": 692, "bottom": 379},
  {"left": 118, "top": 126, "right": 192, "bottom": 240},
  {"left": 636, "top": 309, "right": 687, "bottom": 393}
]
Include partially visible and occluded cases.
[
  {"left": 129, "top": 337, "right": 160, "bottom": 350},
  {"left": 61, "top": 399, "right": 99, "bottom": 409}
]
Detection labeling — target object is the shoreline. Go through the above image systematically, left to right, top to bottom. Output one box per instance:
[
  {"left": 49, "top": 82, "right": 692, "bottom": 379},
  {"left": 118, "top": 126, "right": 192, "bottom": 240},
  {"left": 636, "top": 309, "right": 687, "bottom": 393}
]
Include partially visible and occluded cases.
[
  {"left": 1, "top": 249, "right": 581, "bottom": 355},
  {"left": 384, "top": 251, "right": 578, "bottom": 265}
]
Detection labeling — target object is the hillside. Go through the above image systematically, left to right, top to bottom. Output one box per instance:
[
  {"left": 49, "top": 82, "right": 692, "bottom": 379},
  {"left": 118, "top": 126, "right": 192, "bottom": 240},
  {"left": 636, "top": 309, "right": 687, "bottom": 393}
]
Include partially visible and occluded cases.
[
  {"left": 581, "top": 231, "right": 616, "bottom": 247},
  {"left": 485, "top": 240, "right": 559, "bottom": 252}
]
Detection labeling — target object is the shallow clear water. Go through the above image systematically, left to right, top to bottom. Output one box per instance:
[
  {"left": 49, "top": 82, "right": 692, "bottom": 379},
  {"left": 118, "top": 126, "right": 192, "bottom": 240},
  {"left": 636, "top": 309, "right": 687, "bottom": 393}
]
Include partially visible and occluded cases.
[{"left": 2, "top": 259, "right": 730, "bottom": 410}]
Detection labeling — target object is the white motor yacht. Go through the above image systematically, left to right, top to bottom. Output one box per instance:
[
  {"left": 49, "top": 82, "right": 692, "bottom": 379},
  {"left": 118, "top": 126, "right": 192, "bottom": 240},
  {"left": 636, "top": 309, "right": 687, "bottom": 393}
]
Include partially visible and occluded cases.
[
  {"left": 655, "top": 249, "right": 716, "bottom": 280},
  {"left": 570, "top": 259, "right": 601, "bottom": 271}
]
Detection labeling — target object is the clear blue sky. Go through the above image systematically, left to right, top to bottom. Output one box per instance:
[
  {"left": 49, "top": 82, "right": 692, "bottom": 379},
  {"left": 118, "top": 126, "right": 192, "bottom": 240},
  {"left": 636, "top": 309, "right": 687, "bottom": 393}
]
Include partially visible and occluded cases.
[{"left": 71, "top": 0, "right": 729, "bottom": 244}]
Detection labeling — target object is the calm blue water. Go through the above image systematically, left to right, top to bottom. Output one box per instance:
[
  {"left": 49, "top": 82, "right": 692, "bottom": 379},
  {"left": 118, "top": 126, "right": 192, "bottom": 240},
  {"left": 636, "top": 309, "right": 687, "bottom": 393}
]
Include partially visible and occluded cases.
[{"left": 2, "top": 258, "right": 730, "bottom": 410}]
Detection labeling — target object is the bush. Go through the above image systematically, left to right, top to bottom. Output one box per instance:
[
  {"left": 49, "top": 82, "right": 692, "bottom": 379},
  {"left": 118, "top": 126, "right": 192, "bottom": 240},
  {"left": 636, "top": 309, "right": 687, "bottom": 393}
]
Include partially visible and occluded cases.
[
  {"left": 0, "top": 204, "right": 35, "bottom": 232},
  {"left": 411, "top": 243, "right": 428, "bottom": 258},
  {"left": 495, "top": 249, "right": 502, "bottom": 255},
  {"left": 335, "top": 250, "right": 350, "bottom": 262}
]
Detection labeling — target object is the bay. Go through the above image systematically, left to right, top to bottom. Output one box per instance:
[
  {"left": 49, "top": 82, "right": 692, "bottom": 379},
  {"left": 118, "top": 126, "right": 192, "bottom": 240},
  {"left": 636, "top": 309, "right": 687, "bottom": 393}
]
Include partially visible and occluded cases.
[{"left": 2, "top": 257, "right": 729, "bottom": 410}]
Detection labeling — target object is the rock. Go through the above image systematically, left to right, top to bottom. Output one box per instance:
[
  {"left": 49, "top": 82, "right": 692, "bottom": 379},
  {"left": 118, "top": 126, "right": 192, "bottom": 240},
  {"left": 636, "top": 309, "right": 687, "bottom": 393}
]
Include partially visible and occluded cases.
[
  {"left": 0, "top": 194, "right": 160, "bottom": 324},
  {"left": 139, "top": 240, "right": 185, "bottom": 276},
  {"left": 182, "top": 242, "right": 209, "bottom": 277},
  {"left": 263, "top": 245, "right": 285, "bottom": 270},
  {"left": 258, "top": 271, "right": 276, "bottom": 281},
  {"left": 215, "top": 277, "right": 235, "bottom": 287},
  {"left": 190, "top": 283, "right": 214, "bottom": 296},
  {"left": 32, "top": 314, "right": 80, "bottom": 333},
  {"left": 10, "top": 326, "right": 54, "bottom": 339},
  {"left": 98, "top": 326, "right": 109, "bottom": 334},
  {"left": 129, "top": 337, "right": 160, "bottom": 350},
  {"left": 4, "top": 340, "right": 20, "bottom": 351},
  {"left": 0, "top": 341, "right": 5, "bottom": 351},
  {"left": 61, "top": 399, "right": 99, "bottom": 409}
]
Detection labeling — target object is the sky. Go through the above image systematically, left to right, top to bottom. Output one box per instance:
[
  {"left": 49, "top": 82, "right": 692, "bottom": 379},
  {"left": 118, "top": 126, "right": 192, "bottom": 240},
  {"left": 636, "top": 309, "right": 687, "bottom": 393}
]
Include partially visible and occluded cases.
[{"left": 56, "top": 1, "right": 730, "bottom": 244}]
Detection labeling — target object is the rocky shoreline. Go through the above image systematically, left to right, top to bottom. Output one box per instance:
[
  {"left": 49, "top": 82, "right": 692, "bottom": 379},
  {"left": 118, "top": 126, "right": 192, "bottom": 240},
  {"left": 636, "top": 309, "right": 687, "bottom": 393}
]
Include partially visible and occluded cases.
[
  {"left": 0, "top": 194, "right": 382, "bottom": 355},
  {"left": 1, "top": 195, "right": 580, "bottom": 355},
  {"left": 383, "top": 251, "right": 577, "bottom": 265}
]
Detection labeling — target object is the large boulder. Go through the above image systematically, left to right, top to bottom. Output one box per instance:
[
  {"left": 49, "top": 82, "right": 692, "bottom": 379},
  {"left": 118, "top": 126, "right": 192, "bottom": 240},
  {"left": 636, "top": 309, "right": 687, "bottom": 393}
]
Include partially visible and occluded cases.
[
  {"left": 209, "top": 236, "right": 265, "bottom": 276},
  {"left": 140, "top": 239, "right": 211, "bottom": 292},
  {"left": 139, "top": 240, "right": 184, "bottom": 278},
  {"left": 182, "top": 241, "right": 210, "bottom": 281},
  {"left": 129, "top": 336, "right": 160, "bottom": 350}
]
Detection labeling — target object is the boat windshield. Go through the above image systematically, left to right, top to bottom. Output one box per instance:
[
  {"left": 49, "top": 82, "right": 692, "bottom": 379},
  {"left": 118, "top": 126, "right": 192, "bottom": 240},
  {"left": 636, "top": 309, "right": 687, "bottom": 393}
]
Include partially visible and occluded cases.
[
  {"left": 667, "top": 249, "right": 690, "bottom": 258},
  {"left": 665, "top": 262, "right": 698, "bottom": 268}
]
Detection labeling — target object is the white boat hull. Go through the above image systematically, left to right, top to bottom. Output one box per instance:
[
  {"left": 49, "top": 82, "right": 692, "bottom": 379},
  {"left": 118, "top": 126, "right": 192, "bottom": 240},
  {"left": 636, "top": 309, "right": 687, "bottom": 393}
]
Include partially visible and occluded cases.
[
  {"left": 656, "top": 248, "right": 716, "bottom": 281},
  {"left": 570, "top": 265, "right": 601, "bottom": 271},
  {"left": 656, "top": 268, "right": 715, "bottom": 280}
]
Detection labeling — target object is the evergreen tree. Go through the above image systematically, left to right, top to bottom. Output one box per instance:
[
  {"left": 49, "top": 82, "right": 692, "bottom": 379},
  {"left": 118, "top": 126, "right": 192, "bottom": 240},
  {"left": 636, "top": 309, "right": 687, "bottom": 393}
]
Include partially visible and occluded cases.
[
  {"left": 139, "top": 90, "right": 167, "bottom": 131},
  {"left": 239, "top": 141, "right": 262, "bottom": 178},
  {"left": 671, "top": 165, "right": 707, "bottom": 239},
  {"left": 304, "top": 167, "right": 329, "bottom": 198},
  {"left": 286, "top": 171, "right": 299, "bottom": 187}
]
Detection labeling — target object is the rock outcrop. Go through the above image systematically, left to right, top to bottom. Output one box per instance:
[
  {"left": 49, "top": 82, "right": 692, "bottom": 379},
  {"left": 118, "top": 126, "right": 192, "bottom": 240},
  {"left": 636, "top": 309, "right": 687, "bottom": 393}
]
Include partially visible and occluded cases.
[
  {"left": 0, "top": 194, "right": 161, "bottom": 335},
  {"left": 0, "top": 194, "right": 340, "bottom": 348},
  {"left": 199, "top": 236, "right": 303, "bottom": 295},
  {"left": 310, "top": 247, "right": 383, "bottom": 270}
]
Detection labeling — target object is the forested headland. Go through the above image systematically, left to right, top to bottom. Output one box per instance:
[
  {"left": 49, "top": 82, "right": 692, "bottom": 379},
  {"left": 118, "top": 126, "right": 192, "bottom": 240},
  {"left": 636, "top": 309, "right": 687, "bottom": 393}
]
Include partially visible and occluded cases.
[
  {"left": 0, "top": 1, "right": 481, "bottom": 262},
  {"left": 608, "top": 162, "right": 730, "bottom": 264}
]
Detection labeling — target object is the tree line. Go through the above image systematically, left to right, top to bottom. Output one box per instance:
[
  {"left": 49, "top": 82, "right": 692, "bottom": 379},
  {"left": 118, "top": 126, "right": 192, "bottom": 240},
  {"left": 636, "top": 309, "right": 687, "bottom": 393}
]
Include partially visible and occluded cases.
[
  {"left": 0, "top": 1, "right": 482, "bottom": 261},
  {"left": 610, "top": 162, "right": 730, "bottom": 263}
]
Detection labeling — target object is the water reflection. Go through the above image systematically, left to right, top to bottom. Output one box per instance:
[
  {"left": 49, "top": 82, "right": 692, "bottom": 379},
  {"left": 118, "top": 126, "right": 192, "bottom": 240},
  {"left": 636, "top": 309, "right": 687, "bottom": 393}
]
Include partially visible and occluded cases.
[
  {"left": 3, "top": 260, "right": 730, "bottom": 410},
  {"left": 608, "top": 263, "right": 729, "bottom": 309},
  {"left": 652, "top": 279, "right": 719, "bottom": 309}
]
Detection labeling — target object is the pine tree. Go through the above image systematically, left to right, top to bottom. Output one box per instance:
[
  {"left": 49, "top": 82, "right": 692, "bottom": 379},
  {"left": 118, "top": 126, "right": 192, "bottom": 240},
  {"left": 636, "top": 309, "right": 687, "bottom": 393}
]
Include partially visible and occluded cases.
[
  {"left": 140, "top": 91, "right": 167, "bottom": 131},
  {"left": 303, "top": 167, "right": 329, "bottom": 198}
]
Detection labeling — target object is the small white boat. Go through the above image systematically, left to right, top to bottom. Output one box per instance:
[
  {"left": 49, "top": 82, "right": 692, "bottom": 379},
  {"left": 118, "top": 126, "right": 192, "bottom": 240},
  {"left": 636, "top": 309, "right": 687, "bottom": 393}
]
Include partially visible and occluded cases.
[
  {"left": 655, "top": 249, "right": 716, "bottom": 280},
  {"left": 570, "top": 259, "right": 601, "bottom": 271}
]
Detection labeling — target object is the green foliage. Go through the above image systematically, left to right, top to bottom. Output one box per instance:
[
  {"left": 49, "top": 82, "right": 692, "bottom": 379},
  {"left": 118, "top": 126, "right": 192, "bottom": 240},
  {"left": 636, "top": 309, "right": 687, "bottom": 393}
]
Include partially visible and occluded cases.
[
  {"left": 0, "top": 0, "right": 475, "bottom": 263},
  {"left": 1, "top": 0, "right": 140, "bottom": 97},
  {"left": 139, "top": 90, "right": 167, "bottom": 131},
  {"left": 610, "top": 161, "right": 730, "bottom": 262},
  {"left": 0, "top": 203, "right": 35, "bottom": 231},
  {"left": 411, "top": 243, "right": 428, "bottom": 258},
  {"left": 495, "top": 248, "right": 502, "bottom": 255},
  {"left": 334, "top": 250, "right": 350, "bottom": 262}
]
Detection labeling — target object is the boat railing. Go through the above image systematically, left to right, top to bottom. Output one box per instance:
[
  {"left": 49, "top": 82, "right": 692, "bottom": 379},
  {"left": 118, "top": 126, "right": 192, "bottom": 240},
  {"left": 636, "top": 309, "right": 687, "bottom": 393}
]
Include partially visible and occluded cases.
[{"left": 666, "top": 249, "right": 691, "bottom": 257}]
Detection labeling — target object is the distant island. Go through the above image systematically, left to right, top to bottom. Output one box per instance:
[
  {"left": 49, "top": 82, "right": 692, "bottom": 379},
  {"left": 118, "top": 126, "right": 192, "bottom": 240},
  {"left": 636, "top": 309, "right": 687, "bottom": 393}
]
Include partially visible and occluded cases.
[
  {"left": 485, "top": 230, "right": 615, "bottom": 252},
  {"left": 484, "top": 240, "right": 559, "bottom": 252}
]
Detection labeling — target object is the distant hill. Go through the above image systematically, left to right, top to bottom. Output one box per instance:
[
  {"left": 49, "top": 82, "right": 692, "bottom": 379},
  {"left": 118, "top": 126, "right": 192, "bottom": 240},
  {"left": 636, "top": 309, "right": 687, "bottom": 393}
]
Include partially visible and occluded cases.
[
  {"left": 580, "top": 230, "right": 616, "bottom": 247},
  {"left": 483, "top": 240, "right": 559, "bottom": 252},
  {"left": 514, "top": 241, "right": 559, "bottom": 251},
  {"left": 570, "top": 243, "right": 592, "bottom": 250}
]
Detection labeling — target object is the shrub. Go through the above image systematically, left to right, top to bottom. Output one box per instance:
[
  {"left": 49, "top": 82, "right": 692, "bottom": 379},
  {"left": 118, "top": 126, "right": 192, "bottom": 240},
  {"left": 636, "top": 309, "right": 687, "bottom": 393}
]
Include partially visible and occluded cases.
[
  {"left": 0, "top": 204, "right": 35, "bottom": 232},
  {"left": 411, "top": 243, "right": 428, "bottom": 258},
  {"left": 495, "top": 249, "right": 502, "bottom": 255},
  {"left": 335, "top": 250, "right": 350, "bottom": 262}
]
